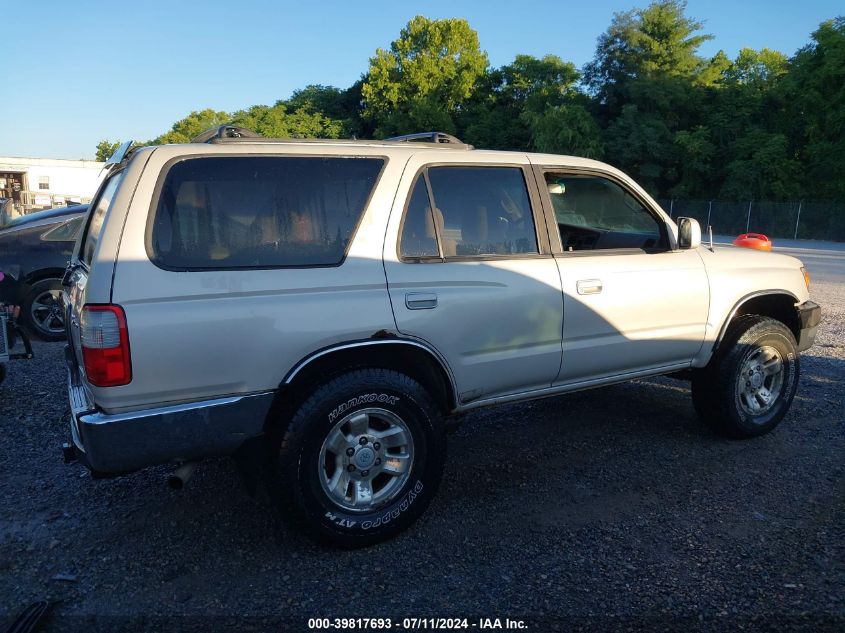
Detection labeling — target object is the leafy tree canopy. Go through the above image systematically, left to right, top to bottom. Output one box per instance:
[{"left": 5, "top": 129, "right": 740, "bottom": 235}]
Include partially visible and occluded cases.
[
  {"left": 584, "top": 0, "right": 714, "bottom": 110},
  {"left": 98, "top": 5, "right": 844, "bottom": 205},
  {"left": 361, "top": 16, "right": 488, "bottom": 136},
  {"left": 230, "top": 103, "right": 343, "bottom": 139},
  {"left": 152, "top": 109, "right": 229, "bottom": 144},
  {"left": 94, "top": 140, "right": 121, "bottom": 162}
]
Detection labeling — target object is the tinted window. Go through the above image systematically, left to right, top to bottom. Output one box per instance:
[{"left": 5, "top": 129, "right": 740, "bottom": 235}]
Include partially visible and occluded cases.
[
  {"left": 151, "top": 156, "right": 384, "bottom": 269},
  {"left": 425, "top": 167, "right": 537, "bottom": 257},
  {"left": 82, "top": 172, "right": 124, "bottom": 265},
  {"left": 545, "top": 174, "right": 664, "bottom": 252},
  {"left": 399, "top": 177, "right": 439, "bottom": 258},
  {"left": 42, "top": 216, "right": 84, "bottom": 242}
]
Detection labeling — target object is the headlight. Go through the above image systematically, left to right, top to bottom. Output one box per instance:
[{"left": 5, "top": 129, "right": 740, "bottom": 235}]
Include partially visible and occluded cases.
[{"left": 801, "top": 266, "right": 811, "bottom": 291}]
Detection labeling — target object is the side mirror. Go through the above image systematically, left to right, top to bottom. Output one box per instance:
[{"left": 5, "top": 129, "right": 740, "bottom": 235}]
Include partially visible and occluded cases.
[{"left": 677, "top": 217, "right": 701, "bottom": 249}]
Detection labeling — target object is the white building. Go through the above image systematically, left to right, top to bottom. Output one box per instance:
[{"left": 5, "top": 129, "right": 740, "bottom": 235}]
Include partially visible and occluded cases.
[{"left": 0, "top": 156, "right": 106, "bottom": 216}]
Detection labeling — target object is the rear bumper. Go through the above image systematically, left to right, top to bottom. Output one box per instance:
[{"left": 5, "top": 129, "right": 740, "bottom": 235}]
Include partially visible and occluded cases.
[
  {"left": 796, "top": 300, "right": 821, "bottom": 353},
  {"left": 66, "top": 348, "right": 274, "bottom": 473}
]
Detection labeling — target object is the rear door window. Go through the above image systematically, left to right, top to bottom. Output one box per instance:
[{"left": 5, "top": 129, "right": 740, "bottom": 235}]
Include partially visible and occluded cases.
[
  {"left": 150, "top": 156, "right": 384, "bottom": 269},
  {"left": 426, "top": 167, "right": 538, "bottom": 257}
]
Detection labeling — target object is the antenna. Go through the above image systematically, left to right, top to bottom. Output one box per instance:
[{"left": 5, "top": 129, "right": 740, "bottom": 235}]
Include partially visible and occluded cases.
[{"left": 708, "top": 225, "right": 714, "bottom": 252}]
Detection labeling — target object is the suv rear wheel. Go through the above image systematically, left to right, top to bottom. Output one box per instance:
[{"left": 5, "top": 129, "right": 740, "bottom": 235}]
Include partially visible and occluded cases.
[
  {"left": 692, "top": 315, "right": 799, "bottom": 438},
  {"left": 270, "top": 368, "right": 446, "bottom": 547}
]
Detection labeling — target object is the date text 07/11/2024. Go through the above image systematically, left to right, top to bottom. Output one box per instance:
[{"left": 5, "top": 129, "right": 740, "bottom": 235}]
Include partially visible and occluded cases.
[{"left": 307, "top": 617, "right": 528, "bottom": 630}]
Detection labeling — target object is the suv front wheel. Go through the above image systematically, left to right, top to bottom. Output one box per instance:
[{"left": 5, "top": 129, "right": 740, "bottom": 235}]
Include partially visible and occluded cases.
[
  {"left": 692, "top": 315, "right": 800, "bottom": 438},
  {"left": 271, "top": 368, "right": 446, "bottom": 547}
]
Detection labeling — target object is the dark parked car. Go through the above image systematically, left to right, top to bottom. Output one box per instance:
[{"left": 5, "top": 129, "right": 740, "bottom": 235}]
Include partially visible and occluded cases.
[
  {"left": 0, "top": 198, "right": 16, "bottom": 228},
  {"left": 0, "top": 205, "right": 88, "bottom": 340}
]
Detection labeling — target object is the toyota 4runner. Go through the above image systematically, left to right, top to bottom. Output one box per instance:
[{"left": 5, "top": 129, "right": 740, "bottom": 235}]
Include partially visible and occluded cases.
[{"left": 62, "top": 127, "right": 821, "bottom": 547}]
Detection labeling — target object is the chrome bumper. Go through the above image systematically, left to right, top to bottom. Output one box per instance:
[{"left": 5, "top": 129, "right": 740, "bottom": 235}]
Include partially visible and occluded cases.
[{"left": 66, "top": 348, "right": 274, "bottom": 473}]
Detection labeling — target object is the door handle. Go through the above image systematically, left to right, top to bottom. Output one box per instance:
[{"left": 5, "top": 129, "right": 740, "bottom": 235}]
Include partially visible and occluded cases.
[
  {"left": 576, "top": 279, "right": 603, "bottom": 295},
  {"left": 405, "top": 292, "right": 438, "bottom": 310}
]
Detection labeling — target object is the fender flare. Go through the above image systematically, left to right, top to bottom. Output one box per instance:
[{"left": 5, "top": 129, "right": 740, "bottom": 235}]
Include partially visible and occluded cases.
[
  {"left": 711, "top": 289, "right": 799, "bottom": 354},
  {"left": 282, "top": 336, "right": 459, "bottom": 408}
]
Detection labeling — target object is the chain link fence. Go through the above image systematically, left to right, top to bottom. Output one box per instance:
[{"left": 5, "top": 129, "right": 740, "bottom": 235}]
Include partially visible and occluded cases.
[{"left": 656, "top": 199, "right": 845, "bottom": 242}]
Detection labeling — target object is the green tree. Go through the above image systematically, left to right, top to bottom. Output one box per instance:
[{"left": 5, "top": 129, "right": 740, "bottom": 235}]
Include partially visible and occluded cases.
[
  {"left": 584, "top": 0, "right": 713, "bottom": 113},
  {"left": 584, "top": 1, "right": 720, "bottom": 194},
  {"left": 362, "top": 16, "right": 488, "bottom": 136},
  {"left": 780, "top": 17, "right": 845, "bottom": 200},
  {"left": 695, "top": 46, "right": 791, "bottom": 199},
  {"left": 723, "top": 47, "right": 789, "bottom": 88},
  {"left": 461, "top": 54, "right": 601, "bottom": 155},
  {"left": 287, "top": 82, "right": 368, "bottom": 137},
  {"left": 230, "top": 103, "right": 343, "bottom": 138},
  {"left": 526, "top": 103, "right": 604, "bottom": 158},
  {"left": 606, "top": 104, "right": 673, "bottom": 191},
  {"left": 151, "top": 109, "right": 230, "bottom": 144},
  {"left": 669, "top": 125, "right": 715, "bottom": 197},
  {"left": 720, "top": 131, "right": 800, "bottom": 199},
  {"left": 95, "top": 140, "right": 121, "bottom": 162}
]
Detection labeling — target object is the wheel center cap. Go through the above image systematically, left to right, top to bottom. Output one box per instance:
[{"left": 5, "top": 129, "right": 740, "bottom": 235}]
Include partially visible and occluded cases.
[
  {"left": 750, "top": 372, "right": 764, "bottom": 389},
  {"left": 354, "top": 446, "right": 376, "bottom": 469}
]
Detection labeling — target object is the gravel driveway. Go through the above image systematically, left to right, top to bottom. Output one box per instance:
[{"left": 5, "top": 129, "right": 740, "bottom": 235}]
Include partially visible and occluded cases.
[{"left": 1, "top": 280, "right": 842, "bottom": 632}]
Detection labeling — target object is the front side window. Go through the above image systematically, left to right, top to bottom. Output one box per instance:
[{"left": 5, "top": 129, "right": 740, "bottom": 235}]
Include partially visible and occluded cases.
[
  {"left": 151, "top": 156, "right": 384, "bottom": 269},
  {"left": 424, "top": 166, "right": 538, "bottom": 257},
  {"left": 544, "top": 173, "right": 665, "bottom": 252}
]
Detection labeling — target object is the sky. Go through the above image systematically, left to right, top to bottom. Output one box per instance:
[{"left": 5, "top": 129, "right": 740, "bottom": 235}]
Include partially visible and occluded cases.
[{"left": 2, "top": 0, "right": 841, "bottom": 160}]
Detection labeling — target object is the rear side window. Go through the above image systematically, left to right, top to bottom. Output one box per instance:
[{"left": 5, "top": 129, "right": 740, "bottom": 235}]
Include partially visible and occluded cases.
[
  {"left": 150, "top": 156, "right": 384, "bottom": 269},
  {"left": 426, "top": 167, "right": 538, "bottom": 257},
  {"left": 81, "top": 171, "right": 124, "bottom": 266}
]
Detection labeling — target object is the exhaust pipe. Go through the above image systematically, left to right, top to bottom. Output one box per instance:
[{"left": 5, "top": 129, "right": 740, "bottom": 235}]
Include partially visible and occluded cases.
[{"left": 167, "top": 462, "right": 197, "bottom": 490}]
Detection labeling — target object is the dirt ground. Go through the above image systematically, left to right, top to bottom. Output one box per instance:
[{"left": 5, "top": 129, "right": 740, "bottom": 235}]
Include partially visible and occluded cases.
[{"left": 1, "top": 280, "right": 842, "bottom": 632}]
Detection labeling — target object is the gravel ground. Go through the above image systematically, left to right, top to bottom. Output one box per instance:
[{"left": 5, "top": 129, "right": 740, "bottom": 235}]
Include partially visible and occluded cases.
[{"left": 0, "top": 280, "right": 842, "bottom": 633}]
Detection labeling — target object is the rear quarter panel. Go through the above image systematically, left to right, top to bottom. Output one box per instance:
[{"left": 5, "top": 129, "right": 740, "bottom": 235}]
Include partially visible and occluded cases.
[{"left": 100, "top": 145, "right": 405, "bottom": 412}]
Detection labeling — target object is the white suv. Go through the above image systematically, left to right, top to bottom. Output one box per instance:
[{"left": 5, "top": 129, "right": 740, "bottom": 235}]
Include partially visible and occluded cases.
[{"left": 63, "top": 127, "right": 821, "bottom": 546}]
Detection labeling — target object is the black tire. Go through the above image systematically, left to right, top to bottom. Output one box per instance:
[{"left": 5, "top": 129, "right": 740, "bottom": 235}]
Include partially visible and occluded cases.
[
  {"left": 22, "top": 279, "right": 66, "bottom": 341},
  {"left": 691, "top": 315, "right": 800, "bottom": 439},
  {"left": 0, "top": 363, "right": 6, "bottom": 386},
  {"left": 270, "top": 368, "right": 446, "bottom": 548}
]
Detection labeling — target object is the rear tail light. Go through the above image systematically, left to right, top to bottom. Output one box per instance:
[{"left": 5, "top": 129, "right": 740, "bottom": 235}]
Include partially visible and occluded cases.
[{"left": 80, "top": 305, "right": 131, "bottom": 387}]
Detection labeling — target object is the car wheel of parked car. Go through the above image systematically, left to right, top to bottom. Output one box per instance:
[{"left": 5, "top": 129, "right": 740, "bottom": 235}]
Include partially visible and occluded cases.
[
  {"left": 23, "top": 279, "right": 66, "bottom": 341},
  {"left": 692, "top": 315, "right": 799, "bottom": 439},
  {"left": 271, "top": 368, "right": 446, "bottom": 548}
]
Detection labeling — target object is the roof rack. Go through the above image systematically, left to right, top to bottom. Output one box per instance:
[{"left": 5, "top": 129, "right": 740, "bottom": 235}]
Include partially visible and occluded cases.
[
  {"left": 191, "top": 125, "right": 262, "bottom": 143},
  {"left": 188, "top": 126, "right": 474, "bottom": 149},
  {"left": 385, "top": 132, "right": 472, "bottom": 148}
]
